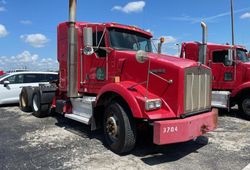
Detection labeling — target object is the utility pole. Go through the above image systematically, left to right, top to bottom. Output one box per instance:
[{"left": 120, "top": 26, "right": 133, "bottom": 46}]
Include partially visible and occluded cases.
[{"left": 230, "top": 0, "right": 235, "bottom": 46}]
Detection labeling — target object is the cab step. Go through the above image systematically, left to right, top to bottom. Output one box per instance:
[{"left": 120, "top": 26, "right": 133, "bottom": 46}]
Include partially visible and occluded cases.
[
  {"left": 65, "top": 96, "right": 96, "bottom": 125},
  {"left": 65, "top": 113, "right": 90, "bottom": 124}
]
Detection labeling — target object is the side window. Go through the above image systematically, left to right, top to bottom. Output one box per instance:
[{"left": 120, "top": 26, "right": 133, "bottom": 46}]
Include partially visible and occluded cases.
[
  {"left": 93, "top": 31, "right": 106, "bottom": 57},
  {"left": 212, "top": 50, "right": 229, "bottom": 65},
  {"left": 15, "top": 74, "right": 24, "bottom": 83},
  {"left": 23, "top": 74, "right": 40, "bottom": 83},
  {"left": 39, "top": 74, "right": 47, "bottom": 82},
  {"left": 46, "top": 74, "right": 58, "bottom": 82},
  {"left": 4, "top": 75, "right": 24, "bottom": 84},
  {"left": 5, "top": 76, "right": 16, "bottom": 84}
]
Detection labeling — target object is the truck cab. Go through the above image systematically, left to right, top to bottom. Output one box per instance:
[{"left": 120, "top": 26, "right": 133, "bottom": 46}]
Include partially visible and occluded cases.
[
  {"left": 48, "top": 23, "right": 217, "bottom": 153},
  {"left": 181, "top": 42, "right": 250, "bottom": 119}
]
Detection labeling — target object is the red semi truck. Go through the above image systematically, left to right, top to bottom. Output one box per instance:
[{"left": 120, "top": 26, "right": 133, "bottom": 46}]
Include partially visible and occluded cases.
[
  {"left": 20, "top": 0, "right": 217, "bottom": 154},
  {"left": 181, "top": 35, "right": 250, "bottom": 119},
  {"left": 0, "top": 70, "right": 4, "bottom": 76}
]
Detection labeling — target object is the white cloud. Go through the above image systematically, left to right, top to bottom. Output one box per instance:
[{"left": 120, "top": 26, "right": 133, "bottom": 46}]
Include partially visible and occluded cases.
[
  {"left": 112, "top": 1, "right": 145, "bottom": 13},
  {"left": 0, "top": 6, "right": 5, "bottom": 11},
  {"left": 168, "top": 7, "right": 250, "bottom": 24},
  {"left": 240, "top": 12, "right": 250, "bottom": 19},
  {"left": 20, "top": 20, "right": 32, "bottom": 25},
  {"left": 0, "top": 24, "right": 8, "bottom": 38},
  {"left": 146, "top": 29, "right": 154, "bottom": 35},
  {"left": 20, "top": 34, "right": 49, "bottom": 48},
  {"left": 162, "top": 36, "right": 177, "bottom": 44},
  {"left": 0, "top": 51, "right": 58, "bottom": 71}
]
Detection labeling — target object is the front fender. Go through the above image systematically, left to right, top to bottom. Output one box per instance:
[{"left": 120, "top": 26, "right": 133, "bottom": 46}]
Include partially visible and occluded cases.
[
  {"left": 96, "top": 81, "right": 144, "bottom": 118},
  {"left": 96, "top": 81, "right": 177, "bottom": 120},
  {"left": 231, "top": 82, "right": 250, "bottom": 97}
]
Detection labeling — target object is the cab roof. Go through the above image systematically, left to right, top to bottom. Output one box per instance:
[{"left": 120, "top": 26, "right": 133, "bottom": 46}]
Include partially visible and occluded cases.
[
  {"left": 59, "top": 21, "right": 152, "bottom": 38},
  {"left": 184, "top": 41, "right": 247, "bottom": 51}
]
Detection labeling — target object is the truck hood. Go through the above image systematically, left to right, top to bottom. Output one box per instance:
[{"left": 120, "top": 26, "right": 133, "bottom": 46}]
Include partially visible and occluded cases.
[
  {"left": 115, "top": 50, "right": 210, "bottom": 118},
  {"left": 117, "top": 50, "right": 200, "bottom": 69}
]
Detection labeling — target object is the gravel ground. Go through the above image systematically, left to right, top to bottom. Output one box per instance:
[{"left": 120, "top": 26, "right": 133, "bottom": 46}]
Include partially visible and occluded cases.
[{"left": 0, "top": 106, "right": 249, "bottom": 170}]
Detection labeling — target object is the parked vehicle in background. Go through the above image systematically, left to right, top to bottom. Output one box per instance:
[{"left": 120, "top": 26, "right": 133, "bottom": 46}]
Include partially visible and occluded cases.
[
  {"left": 180, "top": 42, "right": 250, "bottom": 119},
  {"left": 6, "top": 69, "right": 29, "bottom": 73},
  {"left": 0, "top": 72, "right": 58, "bottom": 105}
]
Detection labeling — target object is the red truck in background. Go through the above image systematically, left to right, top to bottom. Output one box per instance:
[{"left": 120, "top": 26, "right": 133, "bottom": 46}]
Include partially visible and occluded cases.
[
  {"left": 20, "top": 0, "right": 217, "bottom": 154},
  {"left": 181, "top": 34, "right": 250, "bottom": 119},
  {"left": 0, "top": 70, "right": 4, "bottom": 76}
]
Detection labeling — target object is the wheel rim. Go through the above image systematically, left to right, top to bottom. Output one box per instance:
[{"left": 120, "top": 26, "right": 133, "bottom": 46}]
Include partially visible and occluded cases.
[
  {"left": 21, "top": 94, "right": 26, "bottom": 107},
  {"left": 33, "top": 94, "right": 39, "bottom": 112},
  {"left": 242, "top": 98, "right": 250, "bottom": 116},
  {"left": 106, "top": 114, "right": 119, "bottom": 142}
]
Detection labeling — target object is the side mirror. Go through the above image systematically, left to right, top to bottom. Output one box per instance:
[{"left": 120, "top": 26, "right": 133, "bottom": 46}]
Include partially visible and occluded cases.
[
  {"left": 83, "top": 27, "right": 94, "bottom": 55},
  {"left": 3, "top": 80, "right": 10, "bottom": 87}
]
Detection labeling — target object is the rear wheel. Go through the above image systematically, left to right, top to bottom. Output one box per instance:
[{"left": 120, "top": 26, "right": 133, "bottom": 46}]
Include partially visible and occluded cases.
[
  {"left": 19, "top": 87, "right": 33, "bottom": 112},
  {"left": 32, "top": 90, "right": 50, "bottom": 118},
  {"left": 238, "top": 96, "right": 250, "bottom": 120},
  {"left": 103, "top": 101, "right": 136, "bottom": 154}
]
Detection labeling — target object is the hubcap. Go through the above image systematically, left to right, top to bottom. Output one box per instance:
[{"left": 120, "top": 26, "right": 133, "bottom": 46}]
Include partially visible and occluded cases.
[
  {"left": 33, "top": 94, "right": 39, "bottom": 112},
  {"left": 242, "top": 98, "right": 250, "bottom": 116},
  {"left": 106, "top": 116, "right": 118, "bottom": 141}
]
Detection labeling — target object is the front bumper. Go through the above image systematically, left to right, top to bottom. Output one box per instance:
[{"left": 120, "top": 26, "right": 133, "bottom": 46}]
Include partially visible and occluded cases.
[{"left": 153, "top": 108, "right": 218, "bottom": 145}]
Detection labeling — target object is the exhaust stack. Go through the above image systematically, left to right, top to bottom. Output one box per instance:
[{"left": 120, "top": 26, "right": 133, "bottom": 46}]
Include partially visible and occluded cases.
[
  {"left": 67, "top": 0, "right": 78, "bottom": 97},
  {"left": 199, "top": 22, "right": 208, "bottom": 64}
]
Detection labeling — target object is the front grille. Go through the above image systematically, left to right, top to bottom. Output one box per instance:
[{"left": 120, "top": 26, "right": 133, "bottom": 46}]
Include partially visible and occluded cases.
[{"left": 184, "top": 66, "right": 211, "bottom": 114}]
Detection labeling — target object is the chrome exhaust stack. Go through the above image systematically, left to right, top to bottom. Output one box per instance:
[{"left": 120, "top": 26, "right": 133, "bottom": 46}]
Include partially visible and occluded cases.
[
  {"left": 67, "top": 0, "right": 78, "bottom": 97},
  {"left": 199, "top": 22, "right": 208, "bottom": 64}
]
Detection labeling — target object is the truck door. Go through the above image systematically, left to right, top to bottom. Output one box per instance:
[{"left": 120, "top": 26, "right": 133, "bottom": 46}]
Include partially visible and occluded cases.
[
  {"left": 82, "top": 27, "right": 108, "bottom": 93},
  {"left": 210, "top": 50, "right": 236, "bottom": 90}
]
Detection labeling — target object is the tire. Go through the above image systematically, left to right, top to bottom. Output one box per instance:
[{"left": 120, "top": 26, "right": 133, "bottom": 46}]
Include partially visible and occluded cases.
[
  {"left": 19, "top": 87, "right": 34, "bottom": 112},
  {"left": 31, "top": 89, "right": 50, "bottom": 118},
  {"left": 238, "top": 96, "right": 250, "bottom": 120},
  {"left": 103, "top": 101, "right": 136, "bottom": 154}
]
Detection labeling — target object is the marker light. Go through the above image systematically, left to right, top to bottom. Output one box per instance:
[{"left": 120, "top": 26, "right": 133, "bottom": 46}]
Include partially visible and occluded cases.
[{"left": 160, "top": 37, "right": 165, "bottom": 44}]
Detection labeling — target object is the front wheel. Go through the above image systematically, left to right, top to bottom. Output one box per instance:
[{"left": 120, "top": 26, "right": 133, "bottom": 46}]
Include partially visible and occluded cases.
[
  {"left": 238, "top": 96, "right": 250, "bottom": 120},
  {"left": 103, "top": 101, "right": 136, "bottom": 154}
]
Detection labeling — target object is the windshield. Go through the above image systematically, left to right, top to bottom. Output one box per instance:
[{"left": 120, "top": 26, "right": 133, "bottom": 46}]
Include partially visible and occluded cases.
[
  {"left": 109, "top": 28, "right": 152, "bottom": 52},
  {"left": 237, "top": 49, "right": 250, "bottom": 63}
]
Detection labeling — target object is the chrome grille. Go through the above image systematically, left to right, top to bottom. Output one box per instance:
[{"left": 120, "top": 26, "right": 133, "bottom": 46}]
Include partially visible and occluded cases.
[{"left": 184, "top": 67, "right": 211, "bottom": 114}]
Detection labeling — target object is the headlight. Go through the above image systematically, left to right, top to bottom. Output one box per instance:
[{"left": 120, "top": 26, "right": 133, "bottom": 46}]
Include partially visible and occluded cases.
[{"left": 145, "top": 99, "right": 162, "bottom": 111}]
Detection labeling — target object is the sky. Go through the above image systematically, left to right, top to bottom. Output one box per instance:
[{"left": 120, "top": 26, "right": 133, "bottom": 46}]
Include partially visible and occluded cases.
[{"left": 0, "top": 0, "right": 250, "bottom": 71}]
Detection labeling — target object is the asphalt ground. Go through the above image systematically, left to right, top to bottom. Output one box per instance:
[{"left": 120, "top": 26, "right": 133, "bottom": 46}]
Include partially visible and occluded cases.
[{"left": 0, "top": 106, "right": 249, "bottom": 170}]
